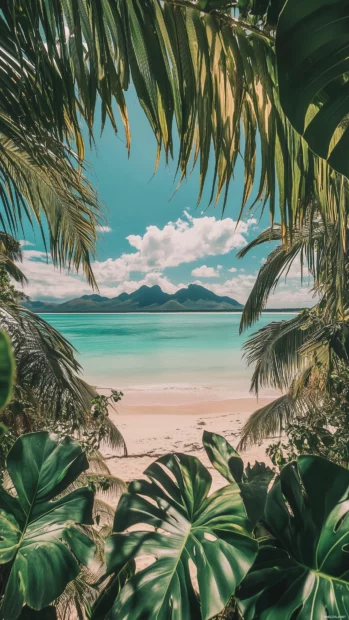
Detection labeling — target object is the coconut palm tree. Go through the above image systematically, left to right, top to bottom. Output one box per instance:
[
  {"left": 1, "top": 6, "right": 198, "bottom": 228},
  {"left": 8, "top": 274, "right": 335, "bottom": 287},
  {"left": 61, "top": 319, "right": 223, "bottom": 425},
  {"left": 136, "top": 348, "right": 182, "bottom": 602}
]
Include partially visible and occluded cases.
[
  {"left": 2, "top": 0, "right": 347, "bottom": 246},
  {"left": 3, "top": 0, "right": 349, "bottom": 458},
  {"left": 236, "top": 217, "right": 349, "bottom": 448},
  {"left": 0, "top": 235, "right": 126, "bottom": 462}
]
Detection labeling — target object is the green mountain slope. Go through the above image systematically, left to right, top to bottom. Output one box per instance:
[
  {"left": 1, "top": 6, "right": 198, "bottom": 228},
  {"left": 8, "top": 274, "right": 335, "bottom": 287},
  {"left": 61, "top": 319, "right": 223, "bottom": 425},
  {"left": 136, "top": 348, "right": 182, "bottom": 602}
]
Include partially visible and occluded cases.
[{"left": 23, "top": 284, "right": 244, "bottom": 313}]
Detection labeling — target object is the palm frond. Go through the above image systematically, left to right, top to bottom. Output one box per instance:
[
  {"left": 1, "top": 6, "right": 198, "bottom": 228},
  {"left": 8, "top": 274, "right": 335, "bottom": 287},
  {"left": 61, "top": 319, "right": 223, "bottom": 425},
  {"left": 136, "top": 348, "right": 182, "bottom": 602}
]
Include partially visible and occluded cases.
[
  {"left": 2, "top": 0, "right": 345, "bottom": 233},
  {"left": 0, "top": 136, "right": 101, "bottom": 287},
  {"left": 238, "top": 220, "right": 331, "bottom": 331},
  {"left": 0, "top": 303, "right": 96, "bottom": 421},
  {"left": 243, "top": 311, "right": 315, "bottom": 394},
  {"left": 237, "top": 365, "right": 322, "bottom": 450},
  {"left": 237, "top": 393, "right": 305, "bottom": 451},
  {"left": 237, "top": 394, "right": 295, "bottom": 450},
  {"left": 100, "top": 417, "right": 127, "bottom": 456},
  {"left": 88, "top": 451, "right": 113, "bottom": 475},
  {"left": 82, "top": 473, "right": 126, "bottom": 501},
  {"left": 93, "top": 498, "right": 118, "bottom": 527}
]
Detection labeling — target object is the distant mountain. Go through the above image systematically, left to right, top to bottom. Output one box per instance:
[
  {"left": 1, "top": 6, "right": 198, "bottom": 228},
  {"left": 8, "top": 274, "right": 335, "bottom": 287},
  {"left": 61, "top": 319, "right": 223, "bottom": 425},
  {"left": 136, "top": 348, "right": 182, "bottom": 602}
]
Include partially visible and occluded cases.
[{"left": 23, "top": 284, "right": 244, "bottom": 313}]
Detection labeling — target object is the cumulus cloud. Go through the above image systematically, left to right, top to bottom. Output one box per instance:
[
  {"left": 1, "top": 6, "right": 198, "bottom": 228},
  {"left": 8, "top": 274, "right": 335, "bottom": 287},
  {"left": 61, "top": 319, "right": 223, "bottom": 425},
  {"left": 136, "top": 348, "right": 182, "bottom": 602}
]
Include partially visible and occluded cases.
[
  {"left": 90, "top": 211, "right": 256, "bottom": 285},
  {"left": 15, "top": 212, "right": 314, "bottom": 307},
  {"left": 97, "top": 226, "right": 112, "bottom": 233},
  {"left": 20, "top": 240, "right": 35, "bottom": 247},
  {"left": 18, "top": 248, "right": 316, "bottom": 307},
  {"left": 18, "top": 249, "right": 184, "bottom": 300},
  {"left": 191, "top": 265, "right": 220, "bottom": 278},
  {"left": 203, "top": 272, "right": 316, "bottom": 308}
]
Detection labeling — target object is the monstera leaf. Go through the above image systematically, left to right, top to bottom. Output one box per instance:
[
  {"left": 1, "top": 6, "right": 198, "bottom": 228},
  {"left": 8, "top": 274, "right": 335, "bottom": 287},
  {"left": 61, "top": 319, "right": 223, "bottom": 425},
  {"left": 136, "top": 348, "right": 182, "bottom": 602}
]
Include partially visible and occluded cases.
[
  {"left": 276, "top": 0, "right": 349, "bottom": 177},
  {"left": 0, "top": 330, "right": 14, "bottom": 410},
  {"left": 203, "top": 431, "right": 274, "bottom": 525},
  {"left": 0, "top": 432, "right": 96, "bottom": 620},
  {"left": 105, "top": 453, "right": 257, "bottom": 620},
  {"left": 237, "top": 455, "right": 349, "bottom": 619},
  {"left": 18, "top": 608, "right": 57, "bottom": 619}
]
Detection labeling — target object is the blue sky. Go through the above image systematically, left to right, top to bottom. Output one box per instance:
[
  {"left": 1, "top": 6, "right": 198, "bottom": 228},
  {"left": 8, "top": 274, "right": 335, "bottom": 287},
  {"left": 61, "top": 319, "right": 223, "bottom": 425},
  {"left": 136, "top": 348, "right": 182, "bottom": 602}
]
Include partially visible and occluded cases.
[{"left": 18, "top": 91, "right": 314, "bottom": 308}]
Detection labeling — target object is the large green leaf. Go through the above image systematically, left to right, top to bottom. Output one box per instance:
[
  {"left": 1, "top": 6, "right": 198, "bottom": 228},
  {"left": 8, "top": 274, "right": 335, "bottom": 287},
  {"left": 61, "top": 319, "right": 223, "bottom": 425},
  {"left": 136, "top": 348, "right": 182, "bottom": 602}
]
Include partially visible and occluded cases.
[
  {"left": 4, "top": 0, "right": 342, "bottom": 236},
  {"left": 276, "top": 0, "right": 349, "bottom": 177},
  {"left": 0, "top": 330, "right": 14, "bottom": 410},
  {"left": 203, "top": 431, "right": 274, "bottom": 525},
  {"left": 0, "top": 432, "right": 96, "bottom": 620},
  {"left": 105, "top": 453, "right": 257, "bottom": 619},
  {"left": 237, "top": 455, "right": 349, "bottom": 619},
  {"left": 18, "top": 608, "right": 57, "bottom": 619}
]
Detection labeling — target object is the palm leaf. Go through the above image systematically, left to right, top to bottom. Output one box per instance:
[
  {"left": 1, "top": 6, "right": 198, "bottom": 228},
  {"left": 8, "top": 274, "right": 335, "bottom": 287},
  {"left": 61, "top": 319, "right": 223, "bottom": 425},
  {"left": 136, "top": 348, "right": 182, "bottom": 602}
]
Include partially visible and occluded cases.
[
  {"left": 2, "top": 0, "right": 345, "bottom": 235},
  {"left": 0, "top": 136, "right": 101, "bottom": 287},
  {"left": 0, "top": 303, "right": 96, "bottom": 422},
  {"left": 243, "top": 311, "right": 315, "bottom": 394},
  {"left": 237, "top": 392, "right": 304, "bottom": 450}
]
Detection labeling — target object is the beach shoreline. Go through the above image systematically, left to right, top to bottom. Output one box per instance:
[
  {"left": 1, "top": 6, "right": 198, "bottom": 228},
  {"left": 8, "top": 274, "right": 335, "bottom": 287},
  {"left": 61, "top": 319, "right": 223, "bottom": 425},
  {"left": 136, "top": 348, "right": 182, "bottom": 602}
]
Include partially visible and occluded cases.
[{"left": 101, "top": 387, "right": 277, "bottom": 492}]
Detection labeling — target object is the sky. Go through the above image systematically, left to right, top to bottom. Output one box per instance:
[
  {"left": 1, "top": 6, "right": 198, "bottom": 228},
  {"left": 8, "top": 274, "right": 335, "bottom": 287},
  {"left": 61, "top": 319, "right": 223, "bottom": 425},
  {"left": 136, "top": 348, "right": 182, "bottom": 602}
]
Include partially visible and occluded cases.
[{"left": 18, "top": 90, "right": 315, "bottom": 308}]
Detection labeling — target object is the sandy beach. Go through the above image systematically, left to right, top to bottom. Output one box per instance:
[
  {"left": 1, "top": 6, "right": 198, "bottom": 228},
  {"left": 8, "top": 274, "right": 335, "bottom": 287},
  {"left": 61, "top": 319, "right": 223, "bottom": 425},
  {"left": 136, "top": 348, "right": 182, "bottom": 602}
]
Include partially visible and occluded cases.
[{"left": 101, "top": 388, "right": 276, "bottom": 491}]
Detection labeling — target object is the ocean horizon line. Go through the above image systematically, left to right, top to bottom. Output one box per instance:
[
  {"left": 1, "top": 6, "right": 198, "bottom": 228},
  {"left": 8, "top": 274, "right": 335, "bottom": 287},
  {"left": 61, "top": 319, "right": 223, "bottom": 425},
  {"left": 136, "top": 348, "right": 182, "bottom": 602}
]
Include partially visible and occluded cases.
[{"left": 37, "top": 311, "right": 299, "bottom": 315}]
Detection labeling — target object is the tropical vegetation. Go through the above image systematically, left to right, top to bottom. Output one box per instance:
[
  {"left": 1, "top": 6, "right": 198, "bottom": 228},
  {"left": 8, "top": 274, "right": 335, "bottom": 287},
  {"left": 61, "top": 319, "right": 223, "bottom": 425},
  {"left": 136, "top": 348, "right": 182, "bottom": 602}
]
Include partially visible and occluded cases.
[
  {"left": 1, "top": 0, "right": 349, "bottom": 618},
  {"left": 3, "top": 0, "right": 349, "bottom": 446},
  {"left": 0, "top": 235, "right": 126, "bottom": 471},
  {"left": 0, "top": 428, "right": 348, "bottom": 619}
]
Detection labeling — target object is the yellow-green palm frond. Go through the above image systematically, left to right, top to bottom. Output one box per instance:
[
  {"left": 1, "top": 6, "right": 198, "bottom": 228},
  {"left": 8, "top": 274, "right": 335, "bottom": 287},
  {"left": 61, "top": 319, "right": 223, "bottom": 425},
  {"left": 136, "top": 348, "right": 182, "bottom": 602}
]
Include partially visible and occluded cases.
[
  {"left": 2, "top": 0, "right": 344, "bottom": 235},
  {"left": 0, "top": 135, "right": 101, "bottom": 287},
  {"left": 0, "top": 303, "right": 96, "bottom": 421},
  {"left": 243, "top": 311, "right": 315, "bottom": 394}
]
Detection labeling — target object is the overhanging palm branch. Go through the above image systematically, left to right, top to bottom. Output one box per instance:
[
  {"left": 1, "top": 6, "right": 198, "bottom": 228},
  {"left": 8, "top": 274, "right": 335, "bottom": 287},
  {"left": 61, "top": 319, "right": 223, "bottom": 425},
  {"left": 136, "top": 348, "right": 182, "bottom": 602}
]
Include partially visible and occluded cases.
[
  {"left": 2, "top": 0, "right": 345, "bottom": 235},
  {"left": 0, "top": 135, "right": 101, "bottom": 287},
  {"left": 238, "top": 214, "right": 349, "bottom": 332},
  {"left": 238, "top": 224, "right": 319, "bottom": 330},
  {"left": 0, "top": 304, "right": 95, "bottom": 423},
  {"left": 2, "top": 304, "right": 127, "bottom": 451},
  {"left": 241, "top": 307, "right": 349, "bottom": 447},
  {"left": 243, "top": 310, "right": 316, "bottom": 394},
  {"left": 238, "top": 359, "right": 329, "bottom": 450},
  {"left": 237, "top": 393, "right": 301, "bottom": 450}
]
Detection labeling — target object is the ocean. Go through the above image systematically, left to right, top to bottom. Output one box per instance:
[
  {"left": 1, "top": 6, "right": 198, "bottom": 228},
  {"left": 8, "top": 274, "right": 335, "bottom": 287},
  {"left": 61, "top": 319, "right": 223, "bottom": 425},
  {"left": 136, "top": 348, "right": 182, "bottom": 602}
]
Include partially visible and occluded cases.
[{"left": 41, "top": 313, "right": 294, "bottom": 397}]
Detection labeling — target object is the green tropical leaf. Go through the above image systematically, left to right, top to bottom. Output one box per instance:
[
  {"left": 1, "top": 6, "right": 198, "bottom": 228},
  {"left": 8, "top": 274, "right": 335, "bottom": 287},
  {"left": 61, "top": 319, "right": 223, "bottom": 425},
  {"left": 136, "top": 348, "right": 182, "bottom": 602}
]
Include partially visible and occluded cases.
[
  {"left": 3, "top": 0, "right": 344, "bottom": 235},
  {"left": 276, "top": 0, "right": 349, "bottom": 177},
  {"left": 0, "top": 305, "right": 96, "bottom": 423},
  {"left": 243, "top": 312, "right": 314, "bottom": 394},
  {"left": 0, "top": 330, "right": 14, "bottom": 410},
  {"left": 203, "top": 431, "right": 274, "bottom": 524},
  {"left": 0, "top": 432, "right": 96, "bottom": 619},
  {"left": 105, "top": 452, "right": 257, "bottom": 619},
  {"left": 237, "top": 455, "right": 349, "bottom": 619},
  {"left": 89, "top": 563, "right": 135, "bottom": 620},
  {"left": 18, "top": 608, "right": 57, "bottom": 619}
]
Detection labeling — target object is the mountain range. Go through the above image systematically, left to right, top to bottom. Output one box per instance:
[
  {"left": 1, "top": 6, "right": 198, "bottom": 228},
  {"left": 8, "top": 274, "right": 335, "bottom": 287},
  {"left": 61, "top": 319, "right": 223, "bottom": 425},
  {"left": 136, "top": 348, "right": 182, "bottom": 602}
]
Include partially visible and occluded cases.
[{"left": 23, "top": 284, "right": 244, "bottom": 313}]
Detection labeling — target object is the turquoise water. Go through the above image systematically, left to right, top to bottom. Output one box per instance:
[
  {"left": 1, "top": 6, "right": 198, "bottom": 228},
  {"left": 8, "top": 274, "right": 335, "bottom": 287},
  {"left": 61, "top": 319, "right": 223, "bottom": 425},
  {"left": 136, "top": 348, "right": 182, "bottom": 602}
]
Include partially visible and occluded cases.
[{"left": 41, "top": 313, "right": 294, "bottom": 395}]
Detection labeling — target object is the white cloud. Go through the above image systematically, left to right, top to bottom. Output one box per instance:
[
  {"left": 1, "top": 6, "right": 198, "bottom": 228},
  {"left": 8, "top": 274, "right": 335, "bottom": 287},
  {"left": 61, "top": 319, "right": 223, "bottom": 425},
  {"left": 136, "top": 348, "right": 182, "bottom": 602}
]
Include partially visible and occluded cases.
[
  {"left": 89, "top": 211, "right": 257, "bottom": 286},
  {"left": 16, "top": 212, "right": 314, "bottom": 308},
  {"left": 97, "top": 226, "right": 112, "bottom": 233},
  {"left": 20, "top": 240, "right": 35, "bottom": 247},
  {"left": 18, "top": 248, "right": 316, "bottom": 308},
  {"left": 18, "top": 250, "right": 185, "bottom": 301},
  {"left": 191, "top": 265, "right": 220, "bottom": 278},
  {"left": 203, "top": 271, "right": 316, "bottom": 308},
  {"left": 204, "top": 276, "right": 256, "bottom": 305},
  {"left": 267, "top": 287, "right": 316, "bottom": 307}
]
